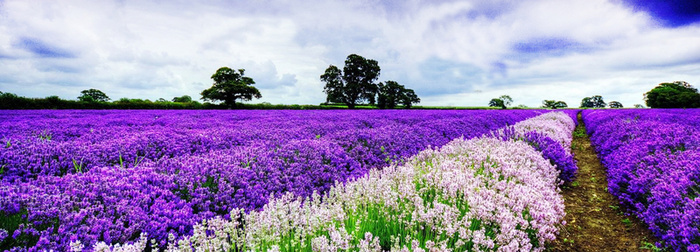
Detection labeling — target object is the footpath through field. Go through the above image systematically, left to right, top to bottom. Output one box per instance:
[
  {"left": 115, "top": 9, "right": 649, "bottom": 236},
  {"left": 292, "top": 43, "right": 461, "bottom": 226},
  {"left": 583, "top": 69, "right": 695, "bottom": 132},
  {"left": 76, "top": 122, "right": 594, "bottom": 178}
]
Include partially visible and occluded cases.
[{"left": 549, "top": 113, "right": 658, "bottom": 252}]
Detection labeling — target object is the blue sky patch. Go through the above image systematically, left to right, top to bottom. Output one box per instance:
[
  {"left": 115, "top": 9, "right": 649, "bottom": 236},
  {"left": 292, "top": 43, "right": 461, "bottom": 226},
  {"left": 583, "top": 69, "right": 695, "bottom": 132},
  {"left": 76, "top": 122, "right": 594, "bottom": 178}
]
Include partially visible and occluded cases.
[
  {"left": 621, "top": 0, "right": 700, "bottom": 27},
  {"left": 465, "top": 1, "right": 516, "bottom": 20},
  {"left": 16, "top": 37, "right": 75, "bottom": 58},
  {"left": 513, "top": 37, "right": 584, "bottom": 55},
  {"left": 412, "top": 58, "right": 485, "bottom": 96}
]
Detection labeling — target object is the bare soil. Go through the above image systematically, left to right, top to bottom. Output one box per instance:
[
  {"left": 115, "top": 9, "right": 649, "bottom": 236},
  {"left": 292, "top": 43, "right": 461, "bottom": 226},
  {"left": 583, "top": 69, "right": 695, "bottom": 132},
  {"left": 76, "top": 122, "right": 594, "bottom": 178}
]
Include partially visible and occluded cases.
[{"left": 547, "top": 114, "right": 658, "bottom": 252}]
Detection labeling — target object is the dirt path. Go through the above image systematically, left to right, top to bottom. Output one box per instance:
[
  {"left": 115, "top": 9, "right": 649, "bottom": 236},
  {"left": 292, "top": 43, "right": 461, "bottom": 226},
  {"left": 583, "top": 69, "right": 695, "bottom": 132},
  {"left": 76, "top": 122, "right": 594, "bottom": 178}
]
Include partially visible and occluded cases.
[{"left": 548, "top": 113, "right": 658, "bottom": 251}]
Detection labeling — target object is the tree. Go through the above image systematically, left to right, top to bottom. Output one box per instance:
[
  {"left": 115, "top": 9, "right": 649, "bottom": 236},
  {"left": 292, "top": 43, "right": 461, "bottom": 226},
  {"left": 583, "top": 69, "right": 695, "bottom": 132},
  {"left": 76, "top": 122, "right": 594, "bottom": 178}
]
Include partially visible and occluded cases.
[
  {"left": 321, "top": 54, "right": 380, "bottom": 109},
  {"left": 321, "top": 65, "right": 345, "bottom": 104},
  {"left": 201, "top": 67, "right": 261, "bottom": 108},
  {"left": 377, "top": 81, "right": 420, "bottom": 109},
  {"left": 377, "top": 81, "right": 401, "bottom": 109},
  {"left": 644, "top": 81, "right": 700, "bottom": 108},
  {"left": 78, "top": 89, "right": 110, "bottom": 102},
  {"left": 401, "top": 89, "right": 420, "bottom": 108},
  {"left": 172, "top": 95, "right": 193, "bottom": 103},
  {"left": 488, "top": 95, "right": 512, "bottom": 109},
  {"left": 499, "top": 95, "right": 513, "bottom": 108},
  {"left": 580, "top": 95, "right": 606, "bottom": 108},
  {"left": 488, "top": 98, "right": 505, "bottom": 109},
  {"left": 542, "top": 100, "right": 568, "bottom": 109},
  {"left": 608, "top": 101, "right": 623, "bottom": 108},
  {"left": 634, "top": 104, "right": 645, "bottom": 108}
]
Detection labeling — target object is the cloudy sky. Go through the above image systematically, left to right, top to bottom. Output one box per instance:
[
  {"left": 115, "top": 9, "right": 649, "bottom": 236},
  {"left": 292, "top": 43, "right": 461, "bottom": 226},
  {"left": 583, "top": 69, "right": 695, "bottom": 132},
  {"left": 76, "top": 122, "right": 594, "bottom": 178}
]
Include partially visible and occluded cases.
[{"left": 1, "top": 0, "right": 699, "bottom": 107}]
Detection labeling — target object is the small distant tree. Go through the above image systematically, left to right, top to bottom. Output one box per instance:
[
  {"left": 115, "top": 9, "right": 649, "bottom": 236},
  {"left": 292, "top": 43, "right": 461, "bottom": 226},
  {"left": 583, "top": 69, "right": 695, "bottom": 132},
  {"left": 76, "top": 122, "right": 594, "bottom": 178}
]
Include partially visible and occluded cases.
[
  {"left": 321, "top": 54, "right": 380, "bottom": 109},
  {"left": 201, "top": 67, "right": 261, "bottom": 108},
  {"left": 377, "top": 81, "right": 420, "bottom": 109},
  {"left": 644, "top": 81, "right": 700, "bottom": 108},
  {"left": 78, "top": 89, "right": 110, "bottom": 102},
  {"left": 172, "top": 95, "right": 193, "bottom": 103},
  {"left": 488, "top": 95, "right": 512, "bottom": 109},
  {"left": 580, "top": 95, "right": 606, "bottom": 108},
  {"left": 542, "top": 100, "right": 568, "bottom": 109},
  {"left": 608, "top": 101, "right": 623, "bottom": 108},
  {"left": 634, "top": 104, "right": 645, "bottom": 108}
]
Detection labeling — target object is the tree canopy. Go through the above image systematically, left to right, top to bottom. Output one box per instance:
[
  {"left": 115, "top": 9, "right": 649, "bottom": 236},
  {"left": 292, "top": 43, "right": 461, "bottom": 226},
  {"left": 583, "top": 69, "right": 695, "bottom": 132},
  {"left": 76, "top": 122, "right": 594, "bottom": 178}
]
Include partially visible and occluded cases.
[
  {"left": 321, "top": 54, "right": 381, "bottom": 109},
  {"left": 201, "top": 67, "right": 261, "bottom": 108},
  {"left": 377, "top": 81, "right": 420, "bottom": 109},
  {"left": 644, "top": 81, "right": 700, "bottom": 108},
  {"left": 78, "top": 89, "right": 110, "bottom": 102},
  {"left": 401, "top": 89, "right": 420, "bottom": 108},
  {"left": 172, "top": 95, "right": 193, "bottom": 103},
  {"left": 488, "top": 95, "right": 513, "bottom": 109},
  {"left": 580, "top": 95, "right": 606, "bottom": 108},
  {"left": 488, "top": 99, "right": 504, "bottom": 109},
  {"left": 542, "top": 100, "right": 568, "bottom": 109},
  {"left": 608, "top": 101, "right": 623, "bottom": 108}
]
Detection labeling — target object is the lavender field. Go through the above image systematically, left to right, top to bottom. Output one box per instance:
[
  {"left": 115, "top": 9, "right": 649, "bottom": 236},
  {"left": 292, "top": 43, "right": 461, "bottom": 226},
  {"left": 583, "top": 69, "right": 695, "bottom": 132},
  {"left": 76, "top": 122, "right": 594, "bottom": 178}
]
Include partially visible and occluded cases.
[
  {"left": 7, "top": 109, "right": 698, "bottom": 251},
  {"left": 584, "top": 109, "right": 700, "bottom": 251},
  {"left": 0, "top": 110, "right": 583, "bottom": 251}
]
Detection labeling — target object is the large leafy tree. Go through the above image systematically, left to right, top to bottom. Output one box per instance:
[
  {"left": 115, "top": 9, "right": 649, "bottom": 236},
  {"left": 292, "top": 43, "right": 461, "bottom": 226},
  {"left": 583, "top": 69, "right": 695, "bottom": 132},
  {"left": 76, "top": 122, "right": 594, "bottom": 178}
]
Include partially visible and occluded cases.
[
  {"left": 321, "top": 54, "right": 380, "bottom": 109},
  {"left": 201, "top": 67, "right": 261, "bottom": 108},
  {"left": 377, "top": 81, "right": 421, "bottom": 109},
  {"left": 644, "top": 81, "right": 700, "bottom": 108},
  {"left": 78, "top": 89, "right": 110, "bottom": 102},
  {"left": 488, "top": 95, "right": 513, "bottom": 109},
  {"left": 580, "top": 95, "right": 606, "bottom": 108},
  {"left": 488, "top": 98, "right": 504, "bottom": 109},
  {"left": 542, "top": 100, "right": 568, "bottom": 109}
]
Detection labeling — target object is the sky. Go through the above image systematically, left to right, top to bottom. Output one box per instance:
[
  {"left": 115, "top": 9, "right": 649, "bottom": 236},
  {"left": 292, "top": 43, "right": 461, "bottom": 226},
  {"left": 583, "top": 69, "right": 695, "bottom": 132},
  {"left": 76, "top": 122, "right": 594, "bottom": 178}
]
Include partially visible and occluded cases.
[{"left": 1, "top": 0, "right": 699, "bottom": 107}]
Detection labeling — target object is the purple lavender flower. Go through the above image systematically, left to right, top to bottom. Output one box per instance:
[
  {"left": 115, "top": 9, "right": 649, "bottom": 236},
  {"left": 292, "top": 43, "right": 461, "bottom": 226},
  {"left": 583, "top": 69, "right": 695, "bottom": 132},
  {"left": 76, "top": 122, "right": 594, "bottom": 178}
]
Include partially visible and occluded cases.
[
  {"left": 0, "top": 109, "right": 547, "bottom": 250},
  {"left": 584, "top": 109, "right": 700, "bottom": 251}
]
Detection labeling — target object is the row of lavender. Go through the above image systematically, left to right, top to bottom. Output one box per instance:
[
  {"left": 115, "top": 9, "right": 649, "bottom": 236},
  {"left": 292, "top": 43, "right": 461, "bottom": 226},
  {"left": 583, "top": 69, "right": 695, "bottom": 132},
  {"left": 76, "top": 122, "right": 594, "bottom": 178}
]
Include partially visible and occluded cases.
[
  {"left": 583, "top": 109, "right": 700, "bottom": 251},
  {"left": 0, "top": 110, "right": 552, "bottom": 251},
  {"left": 91, "top": 112, "right": 577, "bottom": 251}
]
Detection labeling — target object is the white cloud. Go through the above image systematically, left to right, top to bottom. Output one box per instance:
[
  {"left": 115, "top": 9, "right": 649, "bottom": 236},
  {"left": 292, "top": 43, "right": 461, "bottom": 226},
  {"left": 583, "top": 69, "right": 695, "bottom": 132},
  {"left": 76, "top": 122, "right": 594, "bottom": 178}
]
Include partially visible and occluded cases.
[{"left": 0, "top": 0, "right": 699, "bottom": 107}]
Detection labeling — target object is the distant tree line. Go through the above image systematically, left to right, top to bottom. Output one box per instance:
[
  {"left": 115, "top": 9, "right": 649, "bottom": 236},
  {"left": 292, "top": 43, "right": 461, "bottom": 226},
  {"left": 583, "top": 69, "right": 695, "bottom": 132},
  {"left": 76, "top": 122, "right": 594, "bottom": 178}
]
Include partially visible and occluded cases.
[
  {"left": 0, "top": 54, "right": 422, "bottom": 110},
  {"left": 3, "top": 60, "right": 697, "bottom": 110},
  {"left": 484, "top": 81, "right": 697, "bottom": 110},
  {"left": 573, "top": 81, "right": 699, "bottom": 109},
  {"left": 0, "top": 91, "right": 217, "bottom": 110},
  {"left": 0, "top": 91, "right": 343, "bottom": 110},
  {"left": 485, "top": 95, "right": 622, "bottom": 109}
]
